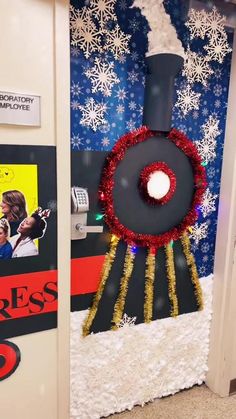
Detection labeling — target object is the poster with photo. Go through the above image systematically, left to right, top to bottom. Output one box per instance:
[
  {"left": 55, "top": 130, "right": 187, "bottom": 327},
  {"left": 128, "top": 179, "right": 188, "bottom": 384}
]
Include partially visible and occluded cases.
[{"left": 0, "top": 145, "right": 57, "bottom": 340}]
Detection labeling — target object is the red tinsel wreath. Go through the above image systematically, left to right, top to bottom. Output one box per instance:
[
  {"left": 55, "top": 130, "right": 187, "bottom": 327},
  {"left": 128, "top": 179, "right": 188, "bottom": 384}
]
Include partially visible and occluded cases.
[
  {"left": 99, "top": 126, "right": 207, "bottom": 249},
  {"left": 139, "top": 161, "right": 176, "bottom": 205}
]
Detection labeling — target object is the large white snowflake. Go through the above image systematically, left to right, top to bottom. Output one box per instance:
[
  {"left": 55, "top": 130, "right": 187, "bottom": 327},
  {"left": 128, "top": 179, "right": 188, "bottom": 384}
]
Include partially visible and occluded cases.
[
  {"left": 89, "top": 0, "right": 117, "bottom": 28},
  {"left": 70, "top": 6, "right": 102, "bottom": 58},
  {"left": 205, "top": 6, "right": 227, "bottom": 41},
  {"left": 185, "top": 9, "right": 207, "bottom": 39},
  {"left": 104, "top": 24, "right": 131, "bottom": 60},
  {"left": 204, "top": 36, "right": 232, "bottom": 64},
  {"left": 183, "top": 50, "right": 213, "bottom": 87},
  {"left": 85, "top": 58, "right": 119, "bottom": 96},
  {"left": 175, "top": 84, "right": 201, "bottom": 116},
  {"left": 79, "top": 98, "right": 107, "bottom": 131},
  {"left": 201, "top": 115, "right": 220, "bottom": 140},
  {"left": 195, "top": 137, "right": 217, "bottom": 164},
  {"left": 200, "top": 188, "right": 218, "bottom": 218},
  {"left": 190, "top": 222, "right": 208, "bottom": 245},
  {"left": 116, "top": 313, "right": 137, "bottom": 328}
]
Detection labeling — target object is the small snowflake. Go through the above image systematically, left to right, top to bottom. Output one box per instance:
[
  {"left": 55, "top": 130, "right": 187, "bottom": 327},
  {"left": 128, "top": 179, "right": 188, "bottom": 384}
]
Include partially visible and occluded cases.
[
  {"left": 89, "top": 0, "right": 117, "bottom": 28},
  {"left": 118, "top": 0, "right": 127, "bottom": 10},
  {"left": 70, "top": 6, "right": 102, "bottom": 58},
  {"left": 205, "top": 6, "right": 227, "bottom": 41},
  {"left": 185, "top": 9, "right": 207, "bottom": 39},
  {"left": 128, "top": 17, "right": 140, "bottom": 33},
  {"left": 104, "top": 24, "right": 131, "bottom": 60},
  {"left": 204, "top": 36, "right": 232, "bottom": 64},
  {"left": 71, "top": 46, "right": 80, "bottom": 57},
  {"left": 183, "top": 50, "right": 213, "bottom": 86},
  {"left": 131, "top": 51, "right": 139, "bottom": 61},
  {"left": 118, "top": 54, "right": 127, "bottom": 64},
  {"left": 85, "top": 58, "right": 119, "bottom": 96},
  {"left": 127, "top": 69, "right": 139, "bottom": 85},
  {"left": 71, "top": 81, "right": 84, "bottom": 98},
  {"left": 175, "top": 84, "right": 200, "bottom": 116},
  {"left": 213, "top": 84, "right": 222, "bottom": 97},
  {"left": 115, "top": 87, "right": 128, "bottom": 102},
  {"left": 79, "top": 98, "right": 107, "bottom": 131},
  {"left": 214, "top": 99, "right": 221, "bottom": 108},
  {"left": 71, "top": 100, "right": 81, "bottom": 111},
  {"left": 128, "top": 101, "right": 136, "bottom": 110},
  {"left": 116, "top": 104, "right": 124, "bottom": 113},
  {"left": 192, "top": 110, "right": 199, "bottom": 120},
  {"left": 201, "top": 115, "right": 220, "bottom": 140},
  {"left": 126, "top": 118, "right": 136, "bottom": 131},
  {"left": 99, "top": 121, "right": 110, "bottom": 133},
  {"left": 71, "top": 133, "right": 84, "bottom": 150},
  {"left": 101, "top": 137, "right": 110, "bottom": 147},
  {"left": 195, "top": 137, "right": 217, "bottom": 164},
  {"left": 200, "top": 188, "right": 218, "bottom": 218},
  {"left": 190, "top": 222, "right": 208, "bottom": 245},
  {"left": 201, "top": 242, "right": 210, "bottom": 253},
  {"left": 116, "top": 313, "right": 137, "bottom": 328}
]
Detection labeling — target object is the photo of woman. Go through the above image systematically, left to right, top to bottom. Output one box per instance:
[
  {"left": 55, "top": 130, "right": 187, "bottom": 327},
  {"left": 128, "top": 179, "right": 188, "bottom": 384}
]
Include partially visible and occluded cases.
[
  {"left": 0, "top": 190, "right": 28, "bottom": 236},
  {"left": 10, "top": 208, "right": 50, "bottom": 258},
  {"left": 0, "top": 219, "right": 13, "bottom": 259}
]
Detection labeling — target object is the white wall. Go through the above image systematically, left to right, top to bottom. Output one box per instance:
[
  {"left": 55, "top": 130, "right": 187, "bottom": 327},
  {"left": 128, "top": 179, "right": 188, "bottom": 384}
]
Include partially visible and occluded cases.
[{"left": 0, "top": 1, "right": 70, "bottom": 418}]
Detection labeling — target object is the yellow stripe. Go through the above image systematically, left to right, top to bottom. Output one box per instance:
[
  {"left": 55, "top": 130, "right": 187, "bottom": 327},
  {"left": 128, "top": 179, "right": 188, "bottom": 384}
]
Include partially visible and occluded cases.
[
  {"left": 165, "top": 243, "right": 179, "bottom": 317},
  {"left": 144, "top": 248, "right": 156, "bottom": 323}
]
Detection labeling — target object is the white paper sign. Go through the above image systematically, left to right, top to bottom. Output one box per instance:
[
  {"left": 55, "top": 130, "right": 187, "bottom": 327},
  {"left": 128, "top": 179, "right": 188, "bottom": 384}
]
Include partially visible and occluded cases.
[{"left": 0, "top": 91, "right": 41, "bottom": 126}]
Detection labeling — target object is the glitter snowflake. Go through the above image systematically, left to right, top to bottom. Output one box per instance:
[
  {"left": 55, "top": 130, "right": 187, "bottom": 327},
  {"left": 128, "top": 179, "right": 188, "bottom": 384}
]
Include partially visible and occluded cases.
[
  {"left": 89, "top": 0, "right": 117, "bottom": 28},
  {"left": 70, "top": 6, "right": 102, "bottom": 58},
  {"left": 204, "top": 6, "right": 227, "bottom": 41},
  {"left": 185, "top": 9, "right": 207, "bottom": 39},
  {"left": 104, "top": 24, "right": 131, "bottom": 60},
  {"left": 204, "top": 36, "right": 232, "bottom": 64},
  {"left": 183, "top": 50, "right": 213, "bottom": 87},
  {"left": 85, "top": 58, "right": 119, "bottom": 96},
  {"left": 71, "top": 81, "right": 84, "bottom": 98},
  {"left": 175, "top": 84, "right": 201, "bottom": 116},
  {"left": 115, "top": 87, "right": 128, "bottom": 101},
  {"left": 79, "top": 98, "right": 107, "bottom": 131},
  {"left": 201, "top": 115, "right": 220, "bottom": 140},
  {"left": 71, "top": 133, "right": 84, "bottom": 150},
  {"left": 195, "top": 137, "right": 217, "bottom": 164},
  {"left": 200, "top": 188, "right": 218, "bottom": 218},
  {"left": 190, "top": 222, "right": 208, "bottom": 245},
  {"left": 116, "top": 313, "right": 137, "bottom": 328}
]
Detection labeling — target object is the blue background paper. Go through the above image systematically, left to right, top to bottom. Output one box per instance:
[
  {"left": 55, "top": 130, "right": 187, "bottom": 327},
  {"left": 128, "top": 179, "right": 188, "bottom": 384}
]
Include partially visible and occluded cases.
[{"left": 70, "top": 0, "right": 233, "bottom": 277}]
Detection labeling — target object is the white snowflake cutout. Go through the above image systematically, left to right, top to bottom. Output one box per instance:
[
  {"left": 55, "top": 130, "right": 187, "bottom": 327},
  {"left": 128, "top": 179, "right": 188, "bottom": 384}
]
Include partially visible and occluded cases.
[
  {"left": 89, "top": 0, "right": 117, "bottom": 28},
  {"left": 70, "top": 5, "right": 94, "bottom": 39},
  {"left": 204, "top": 6, "right": 227, "bottom": 41},
  {"left": 185, "top": 9, "right": 207, "bottom": 40},
  {"left": 104, "top": 24, "right": 131, "bottom": 60},
  {"left": 204, "top": 36, "right": 232, "bottom": 64},
  {"left": 183, "top": 50, "right": 213, "bottom": 87},
  {"left": 85, "top": 58, "right": 119, "bottom": 97},
  {"left": 175, "top": 84, "right": 201, "bottom": 116},
  {"left": 79, "top": 98, "right": 107, "bottom": 131},
  {"left": 201, "top": 115, "right": 220, "bottom": 140},
  {"left": 195, "top": 137, "right": 217, "bottom": 164},
  {"left": 200, "top": 188, "right": 218, "bottom": 218},
  {"left": 190, "top": 222, "right": 208, "bottom": 245},
  {"left": 116, "top": 313, "right": 137, "bottom": 328}
]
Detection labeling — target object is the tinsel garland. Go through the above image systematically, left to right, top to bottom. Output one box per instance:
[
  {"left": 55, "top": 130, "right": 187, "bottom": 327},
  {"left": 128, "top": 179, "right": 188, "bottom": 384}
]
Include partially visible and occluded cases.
[
  {"left": 99, "top": 126, "right": 207, "bottom": 248},
  {"left": 139, "top": 162, "right": 176, "bottom": 205},
  {"left": 181, "top": 232, "right": 203, "bottom": 310},
  {"left": 82, "top": 235, "right": 120, "bottom": 337},
  {"left": 165, "top": 243, "right": 179, "bottom": 317},
  {"left": 111, "top": 245, "right": 135, "bottom": 330},
  {"left": 144, "top": 247, "right": 156, "bottom": 323}
]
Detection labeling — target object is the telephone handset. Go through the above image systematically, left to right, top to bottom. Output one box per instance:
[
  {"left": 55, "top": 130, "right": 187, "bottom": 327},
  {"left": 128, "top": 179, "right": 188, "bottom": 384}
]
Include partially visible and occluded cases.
[{"left": 71, "top": 186, "right": 103, "bottom": 240}]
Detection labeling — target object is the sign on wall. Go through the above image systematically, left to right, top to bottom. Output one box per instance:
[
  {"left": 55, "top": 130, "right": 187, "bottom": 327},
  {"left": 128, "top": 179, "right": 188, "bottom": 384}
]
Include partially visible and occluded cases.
[{"left": 0, "top": 91, "right": 40, "bottom": 126}]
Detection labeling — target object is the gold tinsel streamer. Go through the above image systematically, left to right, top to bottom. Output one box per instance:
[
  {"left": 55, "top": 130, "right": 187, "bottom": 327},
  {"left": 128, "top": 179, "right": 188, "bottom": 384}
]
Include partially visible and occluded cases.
[
  {"left": 181, "top": 232, "right": 203, "bottom": 310},
  {"left": 82, "top": 235, "right": 120, "bottom": 337},
  {"left": 165, "top": 243, "right": 179, "bottom": 317},
  {"left": 111, "top": 245, "right": 135, "bottom": 330},
  {"left": 144, "top": 248, "right": 156, "bottom": 323}
]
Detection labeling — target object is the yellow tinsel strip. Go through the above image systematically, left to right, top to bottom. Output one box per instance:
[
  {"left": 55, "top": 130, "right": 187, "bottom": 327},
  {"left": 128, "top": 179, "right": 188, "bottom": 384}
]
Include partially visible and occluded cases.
[
  {"left": 181, "top": 232, "right": 203, "bottom": 310},
  {"left": 82, "top": 235, "right": 120, "bottom": 337},
  {"left": 165, "top": 243, "right": 179, "bottom": 317},
  {"left": 111, "top": 245, "right": 135, "bottom": 330},
  {"left": 144, "top": 248, "right": 156, "bottom": 323}
]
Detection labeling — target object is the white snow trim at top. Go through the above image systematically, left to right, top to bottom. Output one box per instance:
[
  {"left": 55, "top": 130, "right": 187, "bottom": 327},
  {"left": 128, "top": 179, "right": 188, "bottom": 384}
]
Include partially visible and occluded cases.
[
  {"left": 131, "top": 0, "right": 185, "bottom": 58},
  {"left": 70, "top": 275, "right": 213, "bottom": 419}
]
